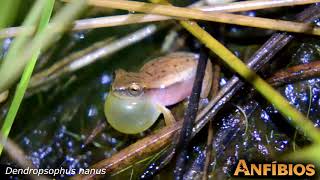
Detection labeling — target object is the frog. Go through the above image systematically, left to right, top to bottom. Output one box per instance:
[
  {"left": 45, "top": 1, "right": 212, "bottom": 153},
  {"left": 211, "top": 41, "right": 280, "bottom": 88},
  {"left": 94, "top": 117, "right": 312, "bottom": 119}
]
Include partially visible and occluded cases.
[{"left": 104, "top": 52, "right": 212, "bottom": 134}]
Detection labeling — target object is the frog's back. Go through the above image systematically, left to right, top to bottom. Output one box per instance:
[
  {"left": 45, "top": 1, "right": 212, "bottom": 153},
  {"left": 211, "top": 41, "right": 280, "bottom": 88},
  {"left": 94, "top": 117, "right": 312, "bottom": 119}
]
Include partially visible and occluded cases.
[{"left": 140, "top": 52, "right": 198, "bottom": 88}]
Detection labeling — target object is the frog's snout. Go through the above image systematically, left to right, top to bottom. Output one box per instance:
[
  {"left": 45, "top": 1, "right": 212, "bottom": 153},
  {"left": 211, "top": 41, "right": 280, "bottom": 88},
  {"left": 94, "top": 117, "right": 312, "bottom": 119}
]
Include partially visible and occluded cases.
[{"left": 104, "top": 92, "right": 161, "bottom": 134}]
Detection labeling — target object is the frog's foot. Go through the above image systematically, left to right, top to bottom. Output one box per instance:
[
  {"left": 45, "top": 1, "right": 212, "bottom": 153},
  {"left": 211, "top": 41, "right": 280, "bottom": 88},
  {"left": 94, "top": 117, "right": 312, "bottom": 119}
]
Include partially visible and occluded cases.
[{"left": 157, "top": 104, "right": 176, "bottom": 126}]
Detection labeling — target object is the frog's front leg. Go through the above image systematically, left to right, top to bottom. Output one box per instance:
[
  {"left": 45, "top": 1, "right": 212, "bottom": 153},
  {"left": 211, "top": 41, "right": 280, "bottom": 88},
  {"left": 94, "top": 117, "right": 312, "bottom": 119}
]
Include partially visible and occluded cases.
[{"left": 157, "top": 104, "right": 176, "bottom": 125}]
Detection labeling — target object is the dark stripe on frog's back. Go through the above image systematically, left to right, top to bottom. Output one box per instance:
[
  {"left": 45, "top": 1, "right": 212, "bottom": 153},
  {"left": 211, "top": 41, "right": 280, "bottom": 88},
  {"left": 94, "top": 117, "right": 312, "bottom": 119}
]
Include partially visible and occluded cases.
[{"left": 140, "top": 52, "right": 198, "bottom": 89}]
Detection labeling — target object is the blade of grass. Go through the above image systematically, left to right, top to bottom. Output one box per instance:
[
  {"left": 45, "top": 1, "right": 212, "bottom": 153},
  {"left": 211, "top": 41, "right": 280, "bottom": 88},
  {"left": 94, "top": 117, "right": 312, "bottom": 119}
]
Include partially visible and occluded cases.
[
  {"left": 0, "top": 0, "right": 56, "bottom": 155},
  {"left": 0, "top": 0, "right": 87, "bottom": 93},
  {"left": 0, "top": 0, "right": 21, "bottom": 28},
  {"left": 0, "top": 0, "right": 46, "bottom": 70},
  {"left": 0, "top": 0, "right": 21, "bottom": 50},
  {"left": 286, "top": 143, "right": 320, "bottom": 166}
]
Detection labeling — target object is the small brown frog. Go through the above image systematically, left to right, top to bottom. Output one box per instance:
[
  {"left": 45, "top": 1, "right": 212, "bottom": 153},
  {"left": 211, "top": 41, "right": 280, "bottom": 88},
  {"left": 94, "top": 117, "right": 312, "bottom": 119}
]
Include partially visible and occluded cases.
[{"left": 104, "top": 52, "right": 212, "bottom": 134}]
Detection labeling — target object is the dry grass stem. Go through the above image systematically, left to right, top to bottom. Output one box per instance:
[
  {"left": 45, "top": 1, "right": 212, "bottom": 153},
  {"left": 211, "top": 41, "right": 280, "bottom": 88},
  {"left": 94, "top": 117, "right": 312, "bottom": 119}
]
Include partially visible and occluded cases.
[
  {"left": 1, "top": 0, "right": 319, "bottom": 38},
  {"left": 81, "top": 0, "right": 320, "bottom": 36},
  {"left": 202, "top": 0, "right": 320, "bottom": 12},
  {"left": 27, "top": 24, "right": 158, "bottom": 92},
  {"left": 267, "top": 60, "right": 320, "bottom": 86},
  {"left": 1, "top": 136, "right": 50, "bottom": 180}
]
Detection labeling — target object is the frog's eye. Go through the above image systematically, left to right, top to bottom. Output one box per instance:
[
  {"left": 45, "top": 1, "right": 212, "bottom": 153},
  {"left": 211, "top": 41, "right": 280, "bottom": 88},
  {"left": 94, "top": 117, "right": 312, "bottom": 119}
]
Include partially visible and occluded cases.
[{"left": 128, "top": 83, "right": 143, "bottom": 96}]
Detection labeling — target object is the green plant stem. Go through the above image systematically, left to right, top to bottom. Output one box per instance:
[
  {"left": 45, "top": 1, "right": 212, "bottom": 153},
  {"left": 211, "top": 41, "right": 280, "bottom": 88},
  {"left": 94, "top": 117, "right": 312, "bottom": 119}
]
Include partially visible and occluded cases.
[
  {"left": 0, "top": 0, "right": 55, "bottom": 155},
  {"left": 0, "top": 0, "right": 21, "bottom": 28},
  {"left": 0, "top": 0, "right": 87, "bottom": 93},
  {"left": 0, "top": 0, "right": 21, "bottom": 49}
]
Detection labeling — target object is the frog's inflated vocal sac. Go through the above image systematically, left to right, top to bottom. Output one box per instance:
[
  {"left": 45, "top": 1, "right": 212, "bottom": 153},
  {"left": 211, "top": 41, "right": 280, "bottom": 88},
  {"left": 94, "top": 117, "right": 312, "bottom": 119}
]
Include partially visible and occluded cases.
[{"left": 104, "top": 52, "right": 212, "bottom": 134}]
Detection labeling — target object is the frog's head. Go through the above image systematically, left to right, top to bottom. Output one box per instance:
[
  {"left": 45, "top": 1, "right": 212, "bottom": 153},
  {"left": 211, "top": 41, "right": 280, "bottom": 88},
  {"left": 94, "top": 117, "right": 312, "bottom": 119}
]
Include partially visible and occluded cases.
[
  {"left": 104, "top": 69, "right": 161, "bottom": 134},
  {"left": 112, "top": 69, "right": 145, "bottom": 97}
]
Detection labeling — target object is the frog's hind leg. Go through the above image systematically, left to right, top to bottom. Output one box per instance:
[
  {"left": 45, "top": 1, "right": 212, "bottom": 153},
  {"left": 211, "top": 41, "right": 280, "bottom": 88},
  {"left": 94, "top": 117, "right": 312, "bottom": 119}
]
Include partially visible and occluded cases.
[{"left": 157, "top": 105, "right": 176, "bottom": 126}]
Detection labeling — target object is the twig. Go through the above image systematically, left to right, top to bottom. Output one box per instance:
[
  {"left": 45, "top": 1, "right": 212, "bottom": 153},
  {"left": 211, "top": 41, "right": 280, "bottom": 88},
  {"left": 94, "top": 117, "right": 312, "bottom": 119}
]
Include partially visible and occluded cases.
[
  {"left": 174, "top": 46, "right": 208, "bottom": 179},
  {"left": 267, "top": 60, "right": 320, "bottom": 86},
  {"left": 202, "top": 64, "right": 220, "bottom": 180},
  {"left": 82, "top": 120, "right": 107, "bottom": 148},
  {"left": 71, "top": 121, "right": 182, "bottom": 180},
  {"left": 139, "top": 144, "right": 176, "bottom": 179}
]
